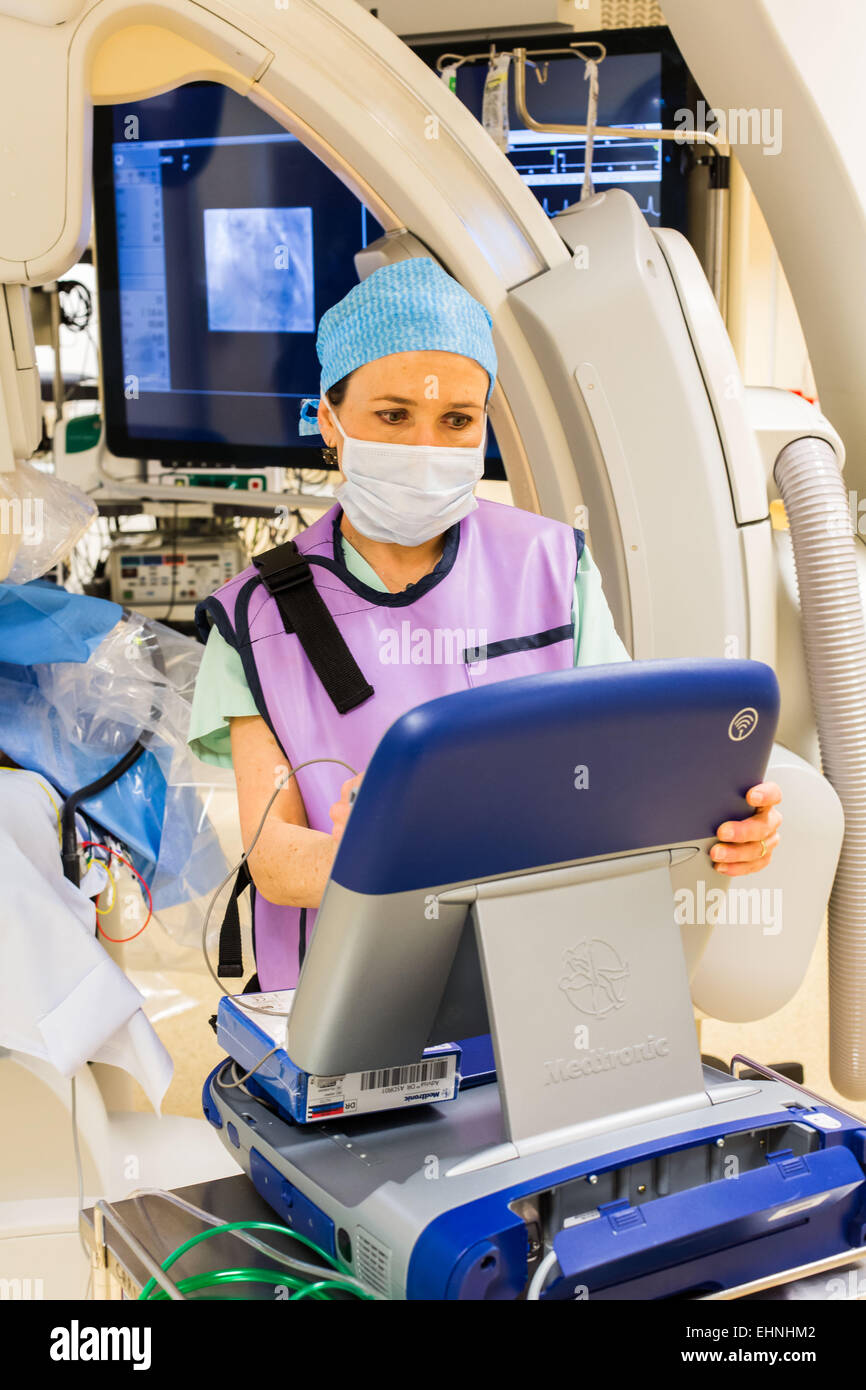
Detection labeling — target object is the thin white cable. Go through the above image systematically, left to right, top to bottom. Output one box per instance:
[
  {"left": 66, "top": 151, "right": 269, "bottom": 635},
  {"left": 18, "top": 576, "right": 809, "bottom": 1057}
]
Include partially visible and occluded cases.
[
  {"left": 200, "top": 756, "right": 357, "bottom": 1020},
  {"left": 219, "top": 1049, "right": 281, "bottom": 1089},
  {"left": 69, "top": 1076, "right": 92, "bottom": 1264},
  {"left": 526, "top": 1247, "right": 561, "bottom": 1300}
]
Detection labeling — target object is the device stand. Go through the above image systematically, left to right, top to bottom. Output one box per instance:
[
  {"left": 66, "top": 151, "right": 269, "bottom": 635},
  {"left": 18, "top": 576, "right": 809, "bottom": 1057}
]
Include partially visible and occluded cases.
[{"left": 462, "top": 849, "right": 711, "bottom": 1151}]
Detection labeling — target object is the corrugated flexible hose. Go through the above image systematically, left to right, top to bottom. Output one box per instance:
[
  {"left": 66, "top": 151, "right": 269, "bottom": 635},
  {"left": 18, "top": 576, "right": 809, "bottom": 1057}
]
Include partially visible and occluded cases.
[{"left": 774, "top": 436, "right": 866, "bottom": 1098}]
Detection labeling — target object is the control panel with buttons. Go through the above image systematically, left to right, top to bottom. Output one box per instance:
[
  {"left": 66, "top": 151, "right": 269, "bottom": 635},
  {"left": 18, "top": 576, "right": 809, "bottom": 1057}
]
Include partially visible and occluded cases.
[{"left": 108, "top": 539, "right": 245, "bottom": 618}]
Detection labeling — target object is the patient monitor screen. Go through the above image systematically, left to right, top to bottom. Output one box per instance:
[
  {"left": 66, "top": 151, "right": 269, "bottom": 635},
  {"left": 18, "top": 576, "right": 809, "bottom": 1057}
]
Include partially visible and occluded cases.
[{"left": 453, "top": 50, "right": 667, "bottom": 222}]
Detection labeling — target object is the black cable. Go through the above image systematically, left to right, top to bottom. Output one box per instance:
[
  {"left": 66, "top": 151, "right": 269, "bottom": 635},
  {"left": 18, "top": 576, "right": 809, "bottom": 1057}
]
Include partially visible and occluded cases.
[
  {"left": 60, "top": 619, "right": 167, "bottom": 885},
  {"left": 61, "top": 740, "right": 147, "bottom": 885}
]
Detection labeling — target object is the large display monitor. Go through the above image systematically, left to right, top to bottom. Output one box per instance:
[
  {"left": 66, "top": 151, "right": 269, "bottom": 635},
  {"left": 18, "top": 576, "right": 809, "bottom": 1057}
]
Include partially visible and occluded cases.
[
  {"left": 93, "top": 39, "right": 682, "bottom": 468},
  {"left": 93, "top": 83, "right": 385, "bottom": 468}
]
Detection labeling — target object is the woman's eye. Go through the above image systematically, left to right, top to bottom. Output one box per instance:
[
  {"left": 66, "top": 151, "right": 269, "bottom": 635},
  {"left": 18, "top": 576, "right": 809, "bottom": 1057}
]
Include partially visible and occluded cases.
[{"left": 376, "top": 410, "right": 474, "bottom": 428}]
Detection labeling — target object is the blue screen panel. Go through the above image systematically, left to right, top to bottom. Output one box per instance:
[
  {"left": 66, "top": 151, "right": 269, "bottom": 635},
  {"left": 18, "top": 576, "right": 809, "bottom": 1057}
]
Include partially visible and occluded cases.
[{"left": 332, "top": 660, "right": 780, "bottom": 896}]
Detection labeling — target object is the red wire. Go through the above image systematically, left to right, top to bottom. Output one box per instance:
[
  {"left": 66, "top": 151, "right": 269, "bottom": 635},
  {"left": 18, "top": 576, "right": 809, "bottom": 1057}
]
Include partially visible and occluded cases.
[{"left": 80, "top": 841, "right": 153, "bottom": 942}]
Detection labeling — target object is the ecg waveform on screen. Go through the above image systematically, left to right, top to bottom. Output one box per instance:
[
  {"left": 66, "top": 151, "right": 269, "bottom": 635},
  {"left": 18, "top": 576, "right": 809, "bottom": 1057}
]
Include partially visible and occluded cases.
[
  {"left": 506, "top": 129, "right": 663, "bottom": 224},
  {"left": 537, "top": 190, "right": 661, "bottom": 220}
]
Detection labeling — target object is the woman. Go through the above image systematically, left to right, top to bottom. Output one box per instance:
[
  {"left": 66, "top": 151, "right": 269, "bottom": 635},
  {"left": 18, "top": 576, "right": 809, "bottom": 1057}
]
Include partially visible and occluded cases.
[{"left": 189, "top": 257, "right": 782, "bottom": 991}]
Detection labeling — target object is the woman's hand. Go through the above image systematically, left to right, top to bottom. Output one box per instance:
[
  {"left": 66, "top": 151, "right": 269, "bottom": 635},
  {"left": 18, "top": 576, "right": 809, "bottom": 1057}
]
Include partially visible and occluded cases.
[
  {"left": 329, "top": 774, "right": 363, "bottom": 844},
  {"left": 710, "top": 782, "right": 782, "bottom": 876}
]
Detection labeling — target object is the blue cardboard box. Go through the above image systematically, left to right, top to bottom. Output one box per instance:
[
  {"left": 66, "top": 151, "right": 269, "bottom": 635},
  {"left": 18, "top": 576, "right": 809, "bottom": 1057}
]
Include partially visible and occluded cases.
[{"left": 217, "top": 990, "right": 462, "bottom": 1123}]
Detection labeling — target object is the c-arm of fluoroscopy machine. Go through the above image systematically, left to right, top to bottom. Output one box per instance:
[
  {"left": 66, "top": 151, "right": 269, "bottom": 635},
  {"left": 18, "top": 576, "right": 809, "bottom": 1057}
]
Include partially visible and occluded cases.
[{"left": 0, "top": 0, "right": 864, "bottom": 1099}]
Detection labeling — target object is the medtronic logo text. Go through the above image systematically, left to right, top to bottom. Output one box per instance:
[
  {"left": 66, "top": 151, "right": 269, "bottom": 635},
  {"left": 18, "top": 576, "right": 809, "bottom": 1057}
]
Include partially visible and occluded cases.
[
  {"left": 378, "top": 622, "right": 488, "bottom": 672},
  {"left": 728, "top": 707, "right": 758, "bottom": 741},
  {"left": 559, "top": 938, "right": 629, "bottom": 1016},
  {"left": 545, "top": 1035, "right": 670, "bottom": 1084}
]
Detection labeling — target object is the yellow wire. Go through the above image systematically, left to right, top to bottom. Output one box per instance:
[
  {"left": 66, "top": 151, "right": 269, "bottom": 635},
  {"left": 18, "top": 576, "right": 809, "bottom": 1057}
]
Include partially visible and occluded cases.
[
  {"left": 0, "top": 766, "right": 62, "bottom": 844},
  {"left": 85, "top": 858, "right": 117, "bottom": 913}
]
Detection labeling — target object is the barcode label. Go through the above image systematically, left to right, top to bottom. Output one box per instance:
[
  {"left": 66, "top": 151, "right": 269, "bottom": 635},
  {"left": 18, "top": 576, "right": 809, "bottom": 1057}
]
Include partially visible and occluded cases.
[
  {"left": 304, "top": 1046, "right": 459, "bottom": 1119},
  {"left": 360, "top": 1059, "right": 449, "bottom": 1091}
]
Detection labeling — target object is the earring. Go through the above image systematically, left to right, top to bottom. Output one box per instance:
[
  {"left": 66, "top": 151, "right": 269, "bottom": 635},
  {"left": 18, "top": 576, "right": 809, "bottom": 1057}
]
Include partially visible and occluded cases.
[{"left": 321, "top": 444, "right": 338, "bottom": 467}]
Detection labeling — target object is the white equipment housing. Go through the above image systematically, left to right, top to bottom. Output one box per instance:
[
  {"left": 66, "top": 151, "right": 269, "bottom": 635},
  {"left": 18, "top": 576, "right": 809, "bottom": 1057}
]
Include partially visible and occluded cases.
[{"left": 0, "top": 0, "right": 863, "bottom": 1102}]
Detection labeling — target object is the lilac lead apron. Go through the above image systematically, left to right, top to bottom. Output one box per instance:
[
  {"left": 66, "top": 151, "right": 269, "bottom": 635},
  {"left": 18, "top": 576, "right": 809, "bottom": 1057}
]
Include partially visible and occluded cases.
[{"left": 197, "top": 497, "right": 584, "bottom": 989}]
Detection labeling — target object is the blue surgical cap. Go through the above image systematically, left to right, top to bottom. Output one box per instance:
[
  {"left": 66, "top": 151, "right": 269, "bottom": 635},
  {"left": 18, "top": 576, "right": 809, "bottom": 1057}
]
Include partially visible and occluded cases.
[{"left": 298, "top": 257, "right": 497, "bottom": 435}]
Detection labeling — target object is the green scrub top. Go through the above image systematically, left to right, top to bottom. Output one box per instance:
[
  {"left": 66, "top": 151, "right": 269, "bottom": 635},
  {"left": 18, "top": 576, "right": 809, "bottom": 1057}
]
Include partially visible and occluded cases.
[{"left": 188, "top": 527, "right": 631, "bottom": 768}]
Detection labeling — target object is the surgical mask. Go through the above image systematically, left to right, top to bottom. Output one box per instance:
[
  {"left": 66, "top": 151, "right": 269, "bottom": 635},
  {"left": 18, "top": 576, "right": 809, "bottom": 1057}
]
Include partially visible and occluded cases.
[{"left": 325, "top": 405, "right": 487, "bottom": 547}]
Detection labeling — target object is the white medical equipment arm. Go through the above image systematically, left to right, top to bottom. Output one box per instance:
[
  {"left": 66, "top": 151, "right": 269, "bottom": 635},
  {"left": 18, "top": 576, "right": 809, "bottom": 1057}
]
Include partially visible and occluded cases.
[
  {"left": 0, "top": 0, "right": 860, "bottom": 1095},
  {"left": 662, "top": 0, "right": 866, "bottom": 500},
  {"left": 662, "top": 0, "right": 866, "bottom": 1101}
]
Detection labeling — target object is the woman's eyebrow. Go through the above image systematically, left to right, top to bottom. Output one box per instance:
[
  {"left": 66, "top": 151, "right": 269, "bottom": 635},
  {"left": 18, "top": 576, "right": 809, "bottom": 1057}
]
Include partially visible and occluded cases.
[{"left": 370, "top": 395, "right": 480, "bottom": 408}]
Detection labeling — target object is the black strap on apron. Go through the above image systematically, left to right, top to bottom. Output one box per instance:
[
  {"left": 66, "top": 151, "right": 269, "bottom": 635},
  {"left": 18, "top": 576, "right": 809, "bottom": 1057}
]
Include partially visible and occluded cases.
[
  {"left": 252, "top": 540, "right": 374, "bottom": 714},
  {"left": 217, "top": 859, "right": 252, "bottom": 978},
  {"left": 208, "top": 863, "right": 257, "bottom": 1032},
  {"left": 216, "top": 871, "right": 310, "bottom": 981},
  {"left": 211, "top": 890, "right": 308, "bottom": 1029},
  {"left": 298, "top": 908, "right": 308, "bottom": 970}
]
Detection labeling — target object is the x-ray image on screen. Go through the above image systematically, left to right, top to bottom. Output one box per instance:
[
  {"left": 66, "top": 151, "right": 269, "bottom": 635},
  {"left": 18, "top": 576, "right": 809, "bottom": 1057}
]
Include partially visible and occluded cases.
[
  {"left": 95, "top": 66, "right": 676, "bottom": 465},
  {"left": 203, "top": 206, "right": 315, "bottom": 333}
]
